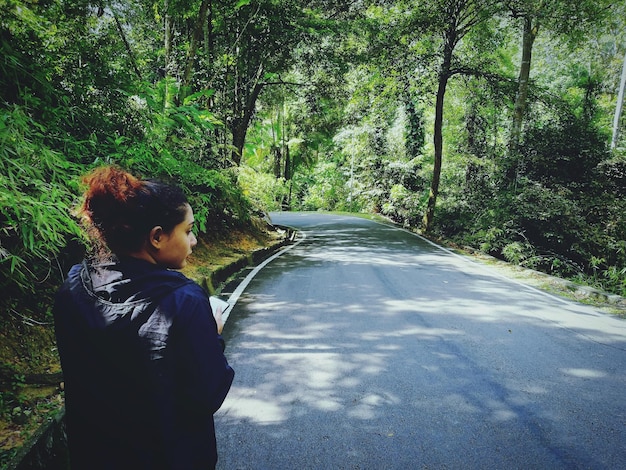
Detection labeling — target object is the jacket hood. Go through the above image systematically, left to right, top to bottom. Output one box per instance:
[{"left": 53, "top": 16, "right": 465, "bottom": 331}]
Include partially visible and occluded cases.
[
  {"left": 66, "top": 257, "right": 194, "bottom": 330},
  {"left": 80, "top": 257, "right": 191, "bottom": 305}
]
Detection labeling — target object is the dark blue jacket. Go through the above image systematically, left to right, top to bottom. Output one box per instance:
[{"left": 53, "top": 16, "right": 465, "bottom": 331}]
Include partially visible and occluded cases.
[{"left": 53, "top": 257, "right": 234, "bottom": 469}]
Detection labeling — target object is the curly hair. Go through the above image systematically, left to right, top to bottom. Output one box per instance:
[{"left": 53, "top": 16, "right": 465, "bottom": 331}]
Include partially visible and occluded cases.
[{"left": 80, "top": 166, "right": 189, "bottom": 255}]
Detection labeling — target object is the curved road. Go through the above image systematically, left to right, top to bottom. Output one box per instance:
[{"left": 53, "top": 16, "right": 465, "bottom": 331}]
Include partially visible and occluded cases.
[{"left": 216, "top": 212, "right": 626, "bottom": 470}]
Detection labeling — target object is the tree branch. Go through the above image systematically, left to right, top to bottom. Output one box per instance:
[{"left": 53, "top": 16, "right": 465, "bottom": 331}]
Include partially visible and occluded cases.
[{"left": 106, "top": 3, "right": 143, "bottom": 80}]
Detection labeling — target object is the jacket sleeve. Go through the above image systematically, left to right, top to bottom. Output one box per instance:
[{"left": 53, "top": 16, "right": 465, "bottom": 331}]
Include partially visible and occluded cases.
[{"left": 168, "top": 285, "right": 235, "bottom": 415}]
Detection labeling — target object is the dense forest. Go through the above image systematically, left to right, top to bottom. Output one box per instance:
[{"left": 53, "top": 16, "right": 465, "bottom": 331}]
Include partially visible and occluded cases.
[{"left": 1, "top": 0, "right": 626, "bottom": 447}]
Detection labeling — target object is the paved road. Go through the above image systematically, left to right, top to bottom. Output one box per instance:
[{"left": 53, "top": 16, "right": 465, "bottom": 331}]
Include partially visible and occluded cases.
[{"left": 215, "top": 212, "right": 626, "bottom": 470}]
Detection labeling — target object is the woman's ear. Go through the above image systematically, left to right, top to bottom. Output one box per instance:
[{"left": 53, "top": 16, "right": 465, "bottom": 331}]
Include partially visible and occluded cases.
[{"left": 148, "top": 226, "right": 165, "bottom": 249}]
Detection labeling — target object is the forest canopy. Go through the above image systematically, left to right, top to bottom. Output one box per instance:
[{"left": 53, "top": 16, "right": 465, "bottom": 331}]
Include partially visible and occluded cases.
[{"left": 2, "top": 0, "right": 626, "bottom": 316}]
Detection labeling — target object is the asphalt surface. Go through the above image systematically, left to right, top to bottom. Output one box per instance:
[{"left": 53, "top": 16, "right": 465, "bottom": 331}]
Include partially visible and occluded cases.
[{"left": 215, "top": 212, "right": 626, "bottom": 470}]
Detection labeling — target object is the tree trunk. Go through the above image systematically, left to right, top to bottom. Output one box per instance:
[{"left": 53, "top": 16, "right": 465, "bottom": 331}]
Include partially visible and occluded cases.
[
  {"left": 182, "top": 0, "right": 211, "bottom": 95},
  {"left": 205, "top": 0, "right": 213, "bottom": 58},
  {"left": 163, "top": 1, "right": 174, "bottom": 109},
  {"left": 164, "top": 1, "right": 172, "bottom": 72},
  {"left": 110, "top": 5, "right": 142, "bottom": 80},
  {"left": 509, "top": 16, "right": 538, "bottom": 156},
  {"left": 423, "top": 34, "right": 454, "bottom": 232},
  {"left": 611, "top": 48, "right": 626, "bottom": 149},
  {"left": 422, "top": 72, "right": 449, "bottom": 232},
  {"left": 231, "top": 77, "right": 264, "bottom": 165},
  {"left": 282, "top": 103, "right": 291, "bottom": 180},
  {"left": 283, "top": 144, "right": 291, "bottom": 180},
  {"left": 272, "top": 145, "right": 282, "bottom": 177}
]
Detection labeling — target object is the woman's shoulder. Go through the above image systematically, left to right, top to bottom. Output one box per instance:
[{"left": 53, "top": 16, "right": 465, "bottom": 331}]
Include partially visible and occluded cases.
[
  {"left": 162, "top": 275, "right": 209, "bottom": 307},
  {"left": 172, "top": 278, "right": 206, "bottom": 299},
  {"left": 162, "top": 280, "right": 211, "bottom": 325}
]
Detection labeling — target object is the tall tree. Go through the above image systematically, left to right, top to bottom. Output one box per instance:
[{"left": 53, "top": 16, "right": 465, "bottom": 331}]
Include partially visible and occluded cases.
[
  {"left": 205, "top": 0, "right": 316, "bottom": 165},
  {"left": 420, "top": 0, "right": 500, "bottom": 231},
  {"left": 505, "top": 0, "right": 611, "bottom": 157},
  {"left": 507, "top": 11, "right": 536, "bottom": 156},
  {"left": 611, "top": 48, "right": 626, "bottom": 150}
]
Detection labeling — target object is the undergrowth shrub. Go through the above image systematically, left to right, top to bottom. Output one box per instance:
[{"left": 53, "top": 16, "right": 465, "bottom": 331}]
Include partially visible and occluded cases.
[
  {"left": 0, "top": 106, "right": 83, "bottom": 300},
  {"left": 114, "top": 148, "right": 252, "bottom": 233},
  {"left": 297, "top": 161, "right": 353, "bottom": 211},
  {"left": 237, "top": 165, "right": 289, "bottom": 212}
]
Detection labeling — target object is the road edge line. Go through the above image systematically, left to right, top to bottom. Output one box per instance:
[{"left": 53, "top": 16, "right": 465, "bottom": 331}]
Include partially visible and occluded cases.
[{"left": 223, "top": 228, "right": 306, "bottom": 323}]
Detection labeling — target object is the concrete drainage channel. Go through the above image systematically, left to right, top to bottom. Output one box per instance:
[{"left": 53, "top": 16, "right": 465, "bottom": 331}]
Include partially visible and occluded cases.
[
  {"left": 6, "top": 227, "right": 296, "bottom": 470},
  {"left": 6, "top": 410, "right": 68, "bottom": 470}
]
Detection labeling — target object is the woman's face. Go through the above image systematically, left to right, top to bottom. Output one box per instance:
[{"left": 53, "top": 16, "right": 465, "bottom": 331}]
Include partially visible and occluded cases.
[{"left": 155, "top": 204, "right": 197, "bottom": 269}]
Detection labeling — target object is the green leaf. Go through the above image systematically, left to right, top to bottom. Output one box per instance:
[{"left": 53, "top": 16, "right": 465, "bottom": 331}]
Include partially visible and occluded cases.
[
  {"left": 235, "top": 0, "right": 252, "bottom": 9},
  {"left": 183, "top": 89, "right": 216, "bottom": 106}
]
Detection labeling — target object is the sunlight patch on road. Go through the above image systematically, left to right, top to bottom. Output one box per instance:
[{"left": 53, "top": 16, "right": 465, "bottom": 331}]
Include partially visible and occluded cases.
[
  {"left": 300, "top": 244, "right": 448, "bottom": 268},
  {"left": 390, "top": 326, "right": 464, "bottom": 338},
  {"left": 235, "top": 342, "right": 338, "bottom": 350},
  {"left": 221, "top": 350, "right": 395, "bottom": 421},
  {"left": 560, "top": 368, "right": 607, "bottom": 379},
  {"left": 221, "top": 388, "right": 286, "bottom": 424},
  {"left": 348, "top": 392, "right": 401, "bottom": 420},
  {"left": 490, "top": 408, "right": 518, "bottom": 422}
]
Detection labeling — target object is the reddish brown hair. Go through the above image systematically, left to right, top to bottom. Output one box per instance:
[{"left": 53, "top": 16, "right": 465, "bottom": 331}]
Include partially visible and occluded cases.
[{"left": 80, "top": 166, "right": 189, "bottom": 254}]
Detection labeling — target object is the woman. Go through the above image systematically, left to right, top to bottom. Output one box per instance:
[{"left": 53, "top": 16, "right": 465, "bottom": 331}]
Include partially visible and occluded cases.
[{"left": 53, "top": 166, "right": 234, "bottom": 469}]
